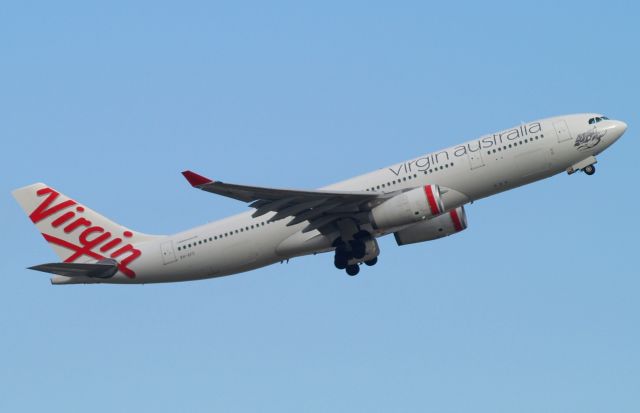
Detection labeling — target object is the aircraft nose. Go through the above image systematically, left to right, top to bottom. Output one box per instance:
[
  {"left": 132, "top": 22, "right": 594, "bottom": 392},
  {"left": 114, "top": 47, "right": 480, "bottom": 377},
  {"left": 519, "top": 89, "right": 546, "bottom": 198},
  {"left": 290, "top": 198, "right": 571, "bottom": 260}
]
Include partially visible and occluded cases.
[
  {"left": 614, "top": 120, "right": 628, "bottom": 139},
  {"left": 618, "top": 120, "right": 628, "bottom": 133}
]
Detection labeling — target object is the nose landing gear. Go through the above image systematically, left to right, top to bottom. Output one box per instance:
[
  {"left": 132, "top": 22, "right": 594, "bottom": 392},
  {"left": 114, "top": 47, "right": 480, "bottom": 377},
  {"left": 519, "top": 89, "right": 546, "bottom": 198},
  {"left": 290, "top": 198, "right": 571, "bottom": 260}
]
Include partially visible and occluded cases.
[{"left": 567, "top": 155, "right": 597, "bottom": 176}]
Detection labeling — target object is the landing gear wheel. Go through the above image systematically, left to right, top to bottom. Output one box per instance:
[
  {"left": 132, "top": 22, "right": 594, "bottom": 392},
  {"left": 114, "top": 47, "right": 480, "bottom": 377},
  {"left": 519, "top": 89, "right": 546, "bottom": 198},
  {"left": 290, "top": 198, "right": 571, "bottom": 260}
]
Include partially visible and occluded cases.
[
  {"left": 583, "top": 165, "right": 596, "bottom": 175},
  {"left": 350, "top": 240, "right": 366, "bottom": 259},
  {"left": 334, "top": 254, "right": 348, "bottom": 270},
  {"left": 364, "top": 257, "right": 378, "bottom": 266},
  {"left": 346, "top": 264, "right": 360, "bottom": 276}
]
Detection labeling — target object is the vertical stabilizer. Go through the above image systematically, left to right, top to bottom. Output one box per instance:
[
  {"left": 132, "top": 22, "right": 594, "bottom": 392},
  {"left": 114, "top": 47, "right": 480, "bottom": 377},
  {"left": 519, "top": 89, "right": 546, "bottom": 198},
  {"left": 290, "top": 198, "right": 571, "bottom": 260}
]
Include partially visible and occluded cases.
[{"left": 12, "top": 183, "right": 161, "bottom": 278}]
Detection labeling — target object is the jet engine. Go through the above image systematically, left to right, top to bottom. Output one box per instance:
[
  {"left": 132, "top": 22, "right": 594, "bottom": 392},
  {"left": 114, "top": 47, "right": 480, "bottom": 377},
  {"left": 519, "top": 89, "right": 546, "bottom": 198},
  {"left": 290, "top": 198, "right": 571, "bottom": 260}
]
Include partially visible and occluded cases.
[
  {"left": 369, "top": 185, "right": 444, "bottom": 229},
  {"left": 393, "top": 206, "right": 468, "bottom": 246}
]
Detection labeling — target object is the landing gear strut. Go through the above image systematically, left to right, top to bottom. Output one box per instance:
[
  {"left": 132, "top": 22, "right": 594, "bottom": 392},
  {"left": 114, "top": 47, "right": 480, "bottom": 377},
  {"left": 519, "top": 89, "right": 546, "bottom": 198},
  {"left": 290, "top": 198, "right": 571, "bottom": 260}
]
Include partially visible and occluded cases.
[
  {"left": 583, "top": 165, "right": 596, "bottom": 175},
  {"left": 350, "top": 239, "right": 366, "bottom": 259}
]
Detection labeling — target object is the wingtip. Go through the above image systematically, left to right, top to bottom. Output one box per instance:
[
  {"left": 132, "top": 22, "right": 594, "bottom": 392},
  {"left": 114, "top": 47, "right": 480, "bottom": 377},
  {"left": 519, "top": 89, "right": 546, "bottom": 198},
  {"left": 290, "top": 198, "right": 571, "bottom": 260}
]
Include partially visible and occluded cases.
[{"left": 181, "top": 170, "right": 213, "bottom": 187}]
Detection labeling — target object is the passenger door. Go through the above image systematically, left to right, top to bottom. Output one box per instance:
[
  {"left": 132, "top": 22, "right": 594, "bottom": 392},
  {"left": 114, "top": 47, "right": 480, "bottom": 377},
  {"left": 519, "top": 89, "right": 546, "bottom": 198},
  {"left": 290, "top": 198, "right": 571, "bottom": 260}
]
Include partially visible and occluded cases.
[
  {"left": 553, "top": 120, "right": 572, "bottom": 143},
  {"left": 467, "top": 150, "right": 485, "bottom": 170},
  {"left": 160, "top": 241, "right": 177, "bottom": 265}
]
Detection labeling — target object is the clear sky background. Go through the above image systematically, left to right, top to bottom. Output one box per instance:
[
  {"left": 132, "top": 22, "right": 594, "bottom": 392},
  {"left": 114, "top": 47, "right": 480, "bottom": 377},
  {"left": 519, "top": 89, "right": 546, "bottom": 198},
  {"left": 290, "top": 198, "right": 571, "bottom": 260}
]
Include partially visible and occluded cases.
[{"left": 1, "top": 1, "right": 638, "bottom": 412}]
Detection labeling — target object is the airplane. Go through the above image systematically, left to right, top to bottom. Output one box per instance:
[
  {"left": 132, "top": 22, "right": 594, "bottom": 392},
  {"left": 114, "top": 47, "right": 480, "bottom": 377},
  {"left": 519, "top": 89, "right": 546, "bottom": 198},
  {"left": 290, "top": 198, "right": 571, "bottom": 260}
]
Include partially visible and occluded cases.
[{"left": 12, "top": 113, "right": 627, "bottom": 285}]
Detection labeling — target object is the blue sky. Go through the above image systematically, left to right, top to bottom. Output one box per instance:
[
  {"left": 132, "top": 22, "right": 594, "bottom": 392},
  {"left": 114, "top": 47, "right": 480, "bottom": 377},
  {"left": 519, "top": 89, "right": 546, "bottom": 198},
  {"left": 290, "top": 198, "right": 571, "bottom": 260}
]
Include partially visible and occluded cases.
[{"left": 1, "top": 1, "right": 639, "bottom": 411}]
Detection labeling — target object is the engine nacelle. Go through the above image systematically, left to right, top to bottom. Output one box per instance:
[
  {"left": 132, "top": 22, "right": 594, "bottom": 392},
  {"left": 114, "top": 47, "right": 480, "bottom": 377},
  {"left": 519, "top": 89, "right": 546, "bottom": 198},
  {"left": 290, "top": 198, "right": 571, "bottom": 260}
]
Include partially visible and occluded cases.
[
  {"left": 369, "top": 185, "right": 446, "bottom": 230},
  {"left": 394, "top": 206, "right": 468, "bottom": 246}
]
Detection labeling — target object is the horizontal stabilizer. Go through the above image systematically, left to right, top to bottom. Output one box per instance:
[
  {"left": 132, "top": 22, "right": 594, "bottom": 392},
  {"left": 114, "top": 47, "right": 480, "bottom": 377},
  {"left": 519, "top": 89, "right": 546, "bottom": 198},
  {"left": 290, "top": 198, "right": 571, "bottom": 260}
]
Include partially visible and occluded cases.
[{"left": 28, "top": 259, "right": 119, "bottom": 279}]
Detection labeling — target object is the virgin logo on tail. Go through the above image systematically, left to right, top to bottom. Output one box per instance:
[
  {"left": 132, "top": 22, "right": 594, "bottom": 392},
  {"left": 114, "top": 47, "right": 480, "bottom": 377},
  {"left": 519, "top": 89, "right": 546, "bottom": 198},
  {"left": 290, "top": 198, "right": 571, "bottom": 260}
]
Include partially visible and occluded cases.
[{"left": 30, "top": 187, "right": 141, "bottom": 278}]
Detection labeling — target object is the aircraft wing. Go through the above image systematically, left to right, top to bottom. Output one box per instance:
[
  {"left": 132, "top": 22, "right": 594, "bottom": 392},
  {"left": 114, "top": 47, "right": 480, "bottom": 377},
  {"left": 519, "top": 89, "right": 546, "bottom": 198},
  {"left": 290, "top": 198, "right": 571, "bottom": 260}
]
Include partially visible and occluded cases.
[{"left": 182, "top": 170, "right": 389, "bottom": 233}]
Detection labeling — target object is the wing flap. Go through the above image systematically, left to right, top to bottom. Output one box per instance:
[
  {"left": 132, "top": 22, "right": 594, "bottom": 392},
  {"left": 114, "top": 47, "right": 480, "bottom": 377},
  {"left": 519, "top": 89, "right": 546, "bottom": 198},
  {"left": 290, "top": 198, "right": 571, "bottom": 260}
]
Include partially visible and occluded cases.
[{"left": 268, "top": 199, "right": 327, "bottom": 222}]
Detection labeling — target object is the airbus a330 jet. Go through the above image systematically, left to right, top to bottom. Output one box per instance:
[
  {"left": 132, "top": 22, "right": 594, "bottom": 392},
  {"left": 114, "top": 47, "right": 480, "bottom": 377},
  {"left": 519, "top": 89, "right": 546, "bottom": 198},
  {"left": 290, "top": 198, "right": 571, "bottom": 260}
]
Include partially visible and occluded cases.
[{"left": 13, "top": 113, "right": 627, "bottom": 284}]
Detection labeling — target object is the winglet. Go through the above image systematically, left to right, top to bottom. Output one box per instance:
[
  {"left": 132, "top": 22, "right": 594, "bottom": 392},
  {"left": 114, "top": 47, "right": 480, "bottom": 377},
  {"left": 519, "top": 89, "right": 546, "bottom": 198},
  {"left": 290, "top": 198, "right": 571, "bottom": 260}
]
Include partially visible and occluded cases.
[{"left": 182, "top": 170, "right": 213, "bottom": 187}]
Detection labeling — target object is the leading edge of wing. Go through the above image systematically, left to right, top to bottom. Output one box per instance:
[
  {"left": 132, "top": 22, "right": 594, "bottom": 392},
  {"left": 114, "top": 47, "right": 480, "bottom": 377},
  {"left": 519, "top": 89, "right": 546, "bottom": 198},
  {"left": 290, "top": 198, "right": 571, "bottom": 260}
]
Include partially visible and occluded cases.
[{"left": 180, "top": 170, "right": 383, "bottom": 203}]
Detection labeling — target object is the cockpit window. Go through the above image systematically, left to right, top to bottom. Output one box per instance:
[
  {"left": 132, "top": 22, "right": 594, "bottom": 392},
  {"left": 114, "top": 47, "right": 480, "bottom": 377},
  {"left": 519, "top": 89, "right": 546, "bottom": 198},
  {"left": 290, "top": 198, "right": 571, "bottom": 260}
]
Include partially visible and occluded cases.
[{"left": 588, "top": 116, "right": 609, "bottom": 124}]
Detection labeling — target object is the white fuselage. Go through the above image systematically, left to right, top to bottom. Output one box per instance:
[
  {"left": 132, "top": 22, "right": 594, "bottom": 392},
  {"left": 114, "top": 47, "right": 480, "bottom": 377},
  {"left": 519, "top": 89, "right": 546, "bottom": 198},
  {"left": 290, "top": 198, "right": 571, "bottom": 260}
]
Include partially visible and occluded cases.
[{"left": 53, "top": 113, "right": 627, "bottom": 284}]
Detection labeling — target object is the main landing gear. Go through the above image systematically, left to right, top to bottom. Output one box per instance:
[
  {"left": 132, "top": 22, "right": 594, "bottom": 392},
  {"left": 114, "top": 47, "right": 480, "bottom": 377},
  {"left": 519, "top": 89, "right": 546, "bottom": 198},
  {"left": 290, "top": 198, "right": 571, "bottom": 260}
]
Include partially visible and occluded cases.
[
  {"left": 583, "top": 165, "right": 596, "bottom": 175},
  {"left": 333, "top": 231, "right": 380, "bottom": 276}
]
